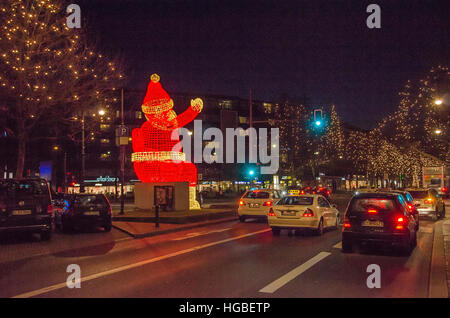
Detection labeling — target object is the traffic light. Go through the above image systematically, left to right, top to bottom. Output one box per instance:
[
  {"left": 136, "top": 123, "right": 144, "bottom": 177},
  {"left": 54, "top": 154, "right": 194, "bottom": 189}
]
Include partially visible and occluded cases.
[{"left": 248, "top": 170, "right": 255, "bottom": 176}]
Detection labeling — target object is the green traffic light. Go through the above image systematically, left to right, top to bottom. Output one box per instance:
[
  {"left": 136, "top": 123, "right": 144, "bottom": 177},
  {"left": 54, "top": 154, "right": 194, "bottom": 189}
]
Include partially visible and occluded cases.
[{"left": 315, "top": 120, "right": 322, "bottom": 126}]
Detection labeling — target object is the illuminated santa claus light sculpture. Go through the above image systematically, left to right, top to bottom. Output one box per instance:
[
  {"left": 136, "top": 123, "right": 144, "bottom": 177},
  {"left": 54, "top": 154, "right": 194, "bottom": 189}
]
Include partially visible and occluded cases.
[{"left": 131, "top": 74, "right": 202, "bottom": 209}]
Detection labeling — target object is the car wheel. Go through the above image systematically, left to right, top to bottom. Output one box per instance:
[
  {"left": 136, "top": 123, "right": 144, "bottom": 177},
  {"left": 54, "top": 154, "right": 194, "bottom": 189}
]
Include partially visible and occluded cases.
[
  {"left": 239, "top": 216, "right": 246, "bottom": 223},
  {"left": 315, "top": 218, "right": 324, "bottom": 236},
  {"left": 61, "top": 220, "right": 73, "bottom": 233},
  {"left": 104, "top": 223, "right": 112, "bottom": 232},
  {"left": 272, "top": 228, "right": 281, "bottom": 236},
  {"left": 41, "top": 230, "right": 52, "bottom": 241},
  {"left": 400, "top": 235, "right": 413, "bottom": 256},
  {"left": 342, "top": 239, "right": 353, "bottom": 253}
]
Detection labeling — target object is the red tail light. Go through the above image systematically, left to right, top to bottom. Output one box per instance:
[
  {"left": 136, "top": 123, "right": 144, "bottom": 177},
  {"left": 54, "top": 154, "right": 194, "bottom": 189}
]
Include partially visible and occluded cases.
[
  {"left": 442, "top": 187, "right": 448, "bottom": 192},
  {"left": 301, "top": 190, "right": 305, "bottom": 194},
  {"left": 326, "top": 190, "right": 331, "bottom": 195},
  {"left": 312, "top": 191, "right": 316, "bottom": 194},
  {"left": 424, "top": 198, "right": 433, "bottom": 204},
  {"left": 239, "top": 200, "right": 245, "bottom": 206},
  {"left": 263, "top": 201, "right": 273, "bottom": 207},
  {"left": 407, "top": 204, "right": 413, "bottom": 211},
  {"left": 47, "top": 205, "right": 53, "bottom": 214},
  {"left": 268, "top": 208, "right": 275, "bottom": 217},
  {"left": 302, "top": 208, "right": 314, "bottom": 217},
  {"left": 367, "top": 209, "right": 377, "bottom": 214},
  {"left": 343, "top": 216, "right": 351, "bottom": 228},
  {"left": 395, "top": 216, "right": 406, "bottom": 230}
]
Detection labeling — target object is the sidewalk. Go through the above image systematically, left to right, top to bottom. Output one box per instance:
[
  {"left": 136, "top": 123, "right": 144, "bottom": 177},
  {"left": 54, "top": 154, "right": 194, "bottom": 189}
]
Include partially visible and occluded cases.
[
  {"left": 429, "top": 200, "right": 450, "bottom": 297},
  {"left": 111, "top": 203, "right": 238, "bottom": 238},
  {"left": 113, "top": 216, "right": 238, "bottom": 238}
]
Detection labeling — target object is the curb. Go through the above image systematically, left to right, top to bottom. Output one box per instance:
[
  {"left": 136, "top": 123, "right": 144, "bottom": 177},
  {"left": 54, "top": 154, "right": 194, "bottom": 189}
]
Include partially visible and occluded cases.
[
  {"left": 112, "top": 210, "right": 236, "bottom": 224},
  {"left": 112, "top": 216, "right": 239, "bottom": 239},
  {"left": 429, "top": 219, "right": 449, "bottom": 298}
]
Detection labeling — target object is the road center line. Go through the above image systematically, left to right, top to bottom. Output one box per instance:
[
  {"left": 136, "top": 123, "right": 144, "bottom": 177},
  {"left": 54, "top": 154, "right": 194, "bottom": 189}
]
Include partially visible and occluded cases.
[
  {"left": 12, "top": 228, "right": 271, "bottom": 298},
  {"left": 172, "top": 228, "right": 232, "bottom": 241},
  {"left": 259, "top": 252, "right": 331, "bottom": 294}
]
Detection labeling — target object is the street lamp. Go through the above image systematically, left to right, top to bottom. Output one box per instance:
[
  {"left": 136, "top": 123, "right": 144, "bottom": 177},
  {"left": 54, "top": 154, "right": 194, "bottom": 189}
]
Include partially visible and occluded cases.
[
  {"left": 434, "top": 99, "right": 443, "bottom": 105},
  {"left": 98, "top": 109, "right": 106, "bottom": 116},
  {"left": 434, "top": 129, "right": 442, "bottom": 135}
]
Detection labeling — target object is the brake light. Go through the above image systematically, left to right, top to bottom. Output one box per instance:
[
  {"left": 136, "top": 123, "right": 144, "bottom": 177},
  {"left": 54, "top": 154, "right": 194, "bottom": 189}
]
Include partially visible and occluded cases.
[
  {"left": 442, "top": 187, "right": 448, "bottom": 192},
  {"left": 301, "top": 190, "right": 305, "bottom": 194},
  {"left": 326, "top": 190, "right": 331, "bottom": 195},
  {"left": 312, "top": 191, "right": 316, "bottom": 194},
  {"left": 425, "top": 198, "right": 433, "bottom": 204},
  {"left": 239, "top": 200, "right": 245, "bottom": 206},
  {"left": 263, "top": 201, "right": 273, "bottom": 207},
  {"left": 407, "top": 204, "right": 413, "bottom": 211},
  {"left": 47, "top": 205, "right": 53, "bottom": 214},
  {"left": 268, "top": 208, "right": 275, "bottom": 217},
  {"left": 302, "top": 208, "right": 314, "bottom": 217},
  {"left": 367, "top": 209, "right": 377, "bottom": 214},
  {"left": 343, "top": 216, "right": 351, "bottom": 228},
  {"left": 395, "top": 216, "right": 406, "bottom": 230}
]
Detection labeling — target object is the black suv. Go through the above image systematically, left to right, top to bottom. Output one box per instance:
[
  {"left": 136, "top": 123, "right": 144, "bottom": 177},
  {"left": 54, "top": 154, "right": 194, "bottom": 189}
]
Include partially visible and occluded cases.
[
  {"left": 0, "top": 178, "right": 53, "bottom": 240},
  {"left": 342, "top": 192, "right": 417, "bottom": 255},
  {"left": 54, "top": 193, "right": 112, "bottom": 232}
]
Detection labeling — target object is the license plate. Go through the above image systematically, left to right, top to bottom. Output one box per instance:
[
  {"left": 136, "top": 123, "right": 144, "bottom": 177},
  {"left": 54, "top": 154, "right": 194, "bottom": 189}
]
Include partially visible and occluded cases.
[
  {"left": 250, "top": 203, "right": 260, "bottom": 208},
  {"left": 12, "top": 210, "right": 32, "bottom": 215},
  {"left": 84, "top": 211, "right": 100, "bottom": 216},
  {"left": 282, "top": 211, "right": 296, "bottom": 216},
  {"left": 362, "top": 220, "right": 384, "bottom": 227}
]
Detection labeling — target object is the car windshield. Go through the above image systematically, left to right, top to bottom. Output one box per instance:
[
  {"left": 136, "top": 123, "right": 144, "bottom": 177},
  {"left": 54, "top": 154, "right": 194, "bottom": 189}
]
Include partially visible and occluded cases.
[
  {"left": 244, "top": 191, "right": 270, "bottom": 199},
  {"left": 408, "top": 191, "right": 428, "bottom": 199},
  {"left": 73, "top": 195, "right": 107, "bottom": 208},
  {"left": 277, "top": 196, "right": 313, "bottom": 205},
  {"left": 350, "top": 197, "right": 396, "bottom": 213}
]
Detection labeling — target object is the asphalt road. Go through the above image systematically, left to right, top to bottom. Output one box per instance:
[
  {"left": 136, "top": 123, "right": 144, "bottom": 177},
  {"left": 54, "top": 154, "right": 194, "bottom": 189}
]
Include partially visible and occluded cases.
[{"left": 0, "top": 212, "right": 437, "bottom": 298}]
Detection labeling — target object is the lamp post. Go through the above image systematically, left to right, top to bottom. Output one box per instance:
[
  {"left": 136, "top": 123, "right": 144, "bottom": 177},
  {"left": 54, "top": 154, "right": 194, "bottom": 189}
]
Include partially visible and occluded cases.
[{"left": 80, "top": 109, "right": 86, "bottom": 193}]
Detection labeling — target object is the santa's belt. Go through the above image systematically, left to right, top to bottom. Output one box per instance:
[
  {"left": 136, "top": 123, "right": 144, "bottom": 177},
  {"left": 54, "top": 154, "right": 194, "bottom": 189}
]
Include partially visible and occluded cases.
[{"left": 132, "top": 151, "right": 186, "bottom": 162}]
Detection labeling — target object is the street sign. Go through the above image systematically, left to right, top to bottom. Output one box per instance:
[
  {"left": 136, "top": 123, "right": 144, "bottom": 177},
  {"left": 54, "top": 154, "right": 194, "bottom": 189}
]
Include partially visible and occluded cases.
[{"left": 116, "top": 125, "right": 130, "bottom": 146}]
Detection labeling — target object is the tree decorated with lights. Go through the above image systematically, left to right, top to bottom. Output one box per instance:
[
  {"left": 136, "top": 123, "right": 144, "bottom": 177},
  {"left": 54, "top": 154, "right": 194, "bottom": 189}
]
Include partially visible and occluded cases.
[
  {"left": 0, "top": 0, "right": 124, "bottom": 177},
  {"left": 370, "top": 65, "right": 449, "bottom": 185},
  {"left": 273, "top": 100, "right": 310, "bottom": 178},
  {"left": 322, "top": 104, "right": 344, "bottom": 161}
]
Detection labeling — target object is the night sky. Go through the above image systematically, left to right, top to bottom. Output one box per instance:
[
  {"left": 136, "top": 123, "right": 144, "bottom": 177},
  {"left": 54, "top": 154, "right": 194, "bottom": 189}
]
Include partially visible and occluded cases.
[{"left": 77, "top": 0, "right": 449, "bottom": 129}]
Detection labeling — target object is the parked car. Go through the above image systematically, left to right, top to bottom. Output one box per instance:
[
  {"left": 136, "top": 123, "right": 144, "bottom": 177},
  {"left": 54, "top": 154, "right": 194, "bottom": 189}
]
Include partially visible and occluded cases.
[
  {"left": 0, "top": 178, "right": 53, "bottom": 240},
  {"left": 406, "top": 188, "right": 445, "bottom": 220},
  {"left": 238, "top": 189, "right": 283, "bottom": 222},
  {"left": 342, "top": 192, "right": 418, "bottom": 255},
  {"left": 54, "top": 193, "right": 112, "bottom": 232},
  {"left": 268, "top": 194, "right": 340, "bottom": 236}
]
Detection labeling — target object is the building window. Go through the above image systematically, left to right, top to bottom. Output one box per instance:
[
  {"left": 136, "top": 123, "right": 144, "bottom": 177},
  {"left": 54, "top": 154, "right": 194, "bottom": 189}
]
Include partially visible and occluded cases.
[
  {"left": 219, "top": 100, "right": 232, "bottom": 109},
  {"left": 263, "top": 103, "right": 272, "bottom": 113},
  {"left": 135, "top": 111, "right": 143, "bottom": 119},
  {"left": 100, "top": 124, "right": 111, "bottom": 131},
  {"left": 100, "top": 138, "right": 110, "bottom": 144}
]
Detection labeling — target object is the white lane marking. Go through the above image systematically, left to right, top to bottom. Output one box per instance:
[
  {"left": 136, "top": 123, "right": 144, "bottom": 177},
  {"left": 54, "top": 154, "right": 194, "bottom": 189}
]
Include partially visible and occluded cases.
[
  {"left": 12, "top": 228, "right": 271, "bottom": 298},
  {"left": 172, "top": 228, "right": 232, "bottom": 241},
  {"left": 333, "top": 242, "right": 342, "bottom": 249},
  {"left": 259, "top": 252, "right": 331, "bottom": 294}
]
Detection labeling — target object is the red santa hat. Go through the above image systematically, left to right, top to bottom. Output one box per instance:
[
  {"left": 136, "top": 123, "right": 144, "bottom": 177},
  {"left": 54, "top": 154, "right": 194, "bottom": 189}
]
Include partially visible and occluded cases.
[{"left": 141, "top": 74, "right": 173, "bottom": 114}]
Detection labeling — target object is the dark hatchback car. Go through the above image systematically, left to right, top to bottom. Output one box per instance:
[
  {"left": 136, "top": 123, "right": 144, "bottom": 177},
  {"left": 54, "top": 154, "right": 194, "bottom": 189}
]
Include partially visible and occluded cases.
[
  {"left": 0, "top": 178, "right": 53, "bottom": 240},
  {"left": 376, "top": 189, "right": 419, "bottom": 230},
  {"left": 342, "top": 192, "right": 417, "bottom": 255},
  {"left": 54, "top": 194, "right": 112, "bottom": 232}
]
